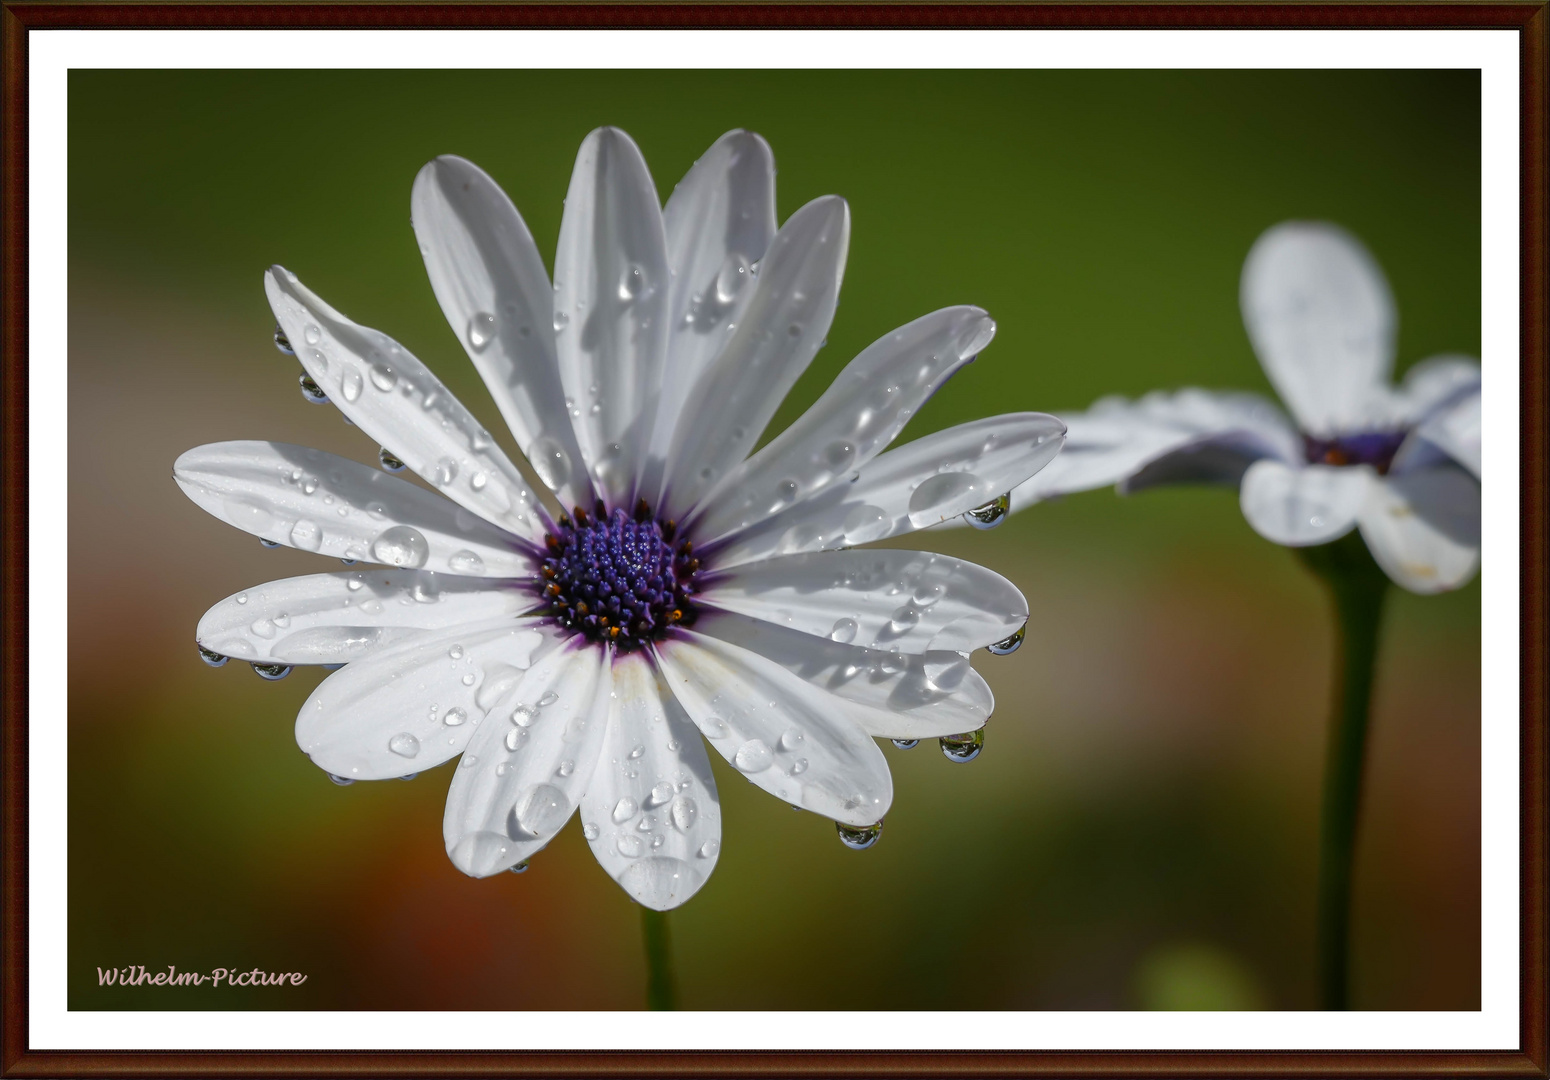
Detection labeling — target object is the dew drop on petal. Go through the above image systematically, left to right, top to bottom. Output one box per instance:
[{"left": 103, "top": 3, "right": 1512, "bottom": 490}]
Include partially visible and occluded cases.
[
  {"left": 467, "top": 311, "right": 497, "bottom": 352},
  {"left": 369, "top": 362, "right": 398, "bottom": 392},
  {"left": 841, "top": 504, "right": 890, "bottom": 545},
  {"left": 289, "top": 518, "right": 324, "bottom": 552},
  {"left": 371, "top": 526, "right": 429, "bottom": 568},
  {"left": 448, "top": 550, "right": 485, "bottom": 575},
  {"left": 538, "top": 691, "right": 559, "bottom": 708},
  {"left": 511, "top": 704, "right": 538, "bottom": 727},
  {"left": 442, "top": 707, "right": 468, "bottom": 727},
  {"left": 504, "top": 728, "right": 528, "bottom": 751},
  {"left": 388, "top": 732, "right": 421, "bottom": 758},
  {"left": 734, "top": 739, "right": 773, "bottom": 773},
  {"left": 649, "top": 781, "right": 675, "bottom": 807},
  {"left": 515, "top": 783, "right": 571, "bottom": 836},
  {"left": 669, "top": 794, "right": 698, "bottom": 832},
  {"left": 612, "top": 796, "right": 640, "bottom": 824},
  {"left": 837, "top": 820, "right": 883, "bottom": 850},
  {"left": 583, "top": 821, "right": 600, "bottom": 841},
  {"left": 616, "top": 834, "right": 645, "bottom": 859},
  {"left": 698, "top": 839, "right": 719, "bottom": 859}
]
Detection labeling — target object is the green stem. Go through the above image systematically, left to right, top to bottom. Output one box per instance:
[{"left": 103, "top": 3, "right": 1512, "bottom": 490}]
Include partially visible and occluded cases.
[
  {"left": 1297, "top": 532, "right": 1390, "bottom": 1011},
  {"left": 640, "top": 908, "right": 677, "bottom": 1010}
]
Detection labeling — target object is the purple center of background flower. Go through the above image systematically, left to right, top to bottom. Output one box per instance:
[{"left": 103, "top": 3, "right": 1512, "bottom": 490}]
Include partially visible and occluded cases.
[
  {"left": 1302, "top": 430, "right": 1408, "bottom": 474},
  {"left": 540, "top": 502, "right": 699, "bottom": 650}
]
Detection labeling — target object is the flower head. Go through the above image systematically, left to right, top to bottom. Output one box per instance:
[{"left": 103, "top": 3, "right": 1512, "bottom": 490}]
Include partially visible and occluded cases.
[
  {"left": 176, "top": 128, "right": 1065, "bottom": 909},
  {"left": 1004, "top": 221, "right": 1480, "bottom": 594}
]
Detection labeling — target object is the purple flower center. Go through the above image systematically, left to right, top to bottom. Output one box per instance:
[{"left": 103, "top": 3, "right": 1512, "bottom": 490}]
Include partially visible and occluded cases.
[
  {"left": 1302, "top": 430, "right": 1408, "bottom": 474},
  {"left": 539, "top": 501, "right": 699, "bottom": 651}
]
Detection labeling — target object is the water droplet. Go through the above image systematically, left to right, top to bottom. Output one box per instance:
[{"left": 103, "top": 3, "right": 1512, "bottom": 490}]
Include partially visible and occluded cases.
[
  {"left": 714, "top": 252, "right": 751, "bottom": 305},
  {"left": 618, "top": 264, "right": 646, "bottom": 301},
  {"left": 553, "top": 310, "right": 570, "bottom": 332},
  {"left": 467, "top": 311, "right": 497, "bottom": 351},
  {"left": 302, "top": 323, "right": 322, "bottom": 345},
  {"left": 273, "top": 326, "right": 295, "bottom": 354},
  {"left": 369, "top": 362, "right": 398, "bottom": 392},
  {"left": 340, "top": 368, "right": 363, "bottom": 402},
  {"left": 298, "top": 373, "right": 329, "bottom": 404},
  {"left": 530, "top": 437, "right": 570, "bottom": 490},
  {"left": 824, "top": 441, "right": 857, "bottom": 472},
  {"left": 378, "top": 447, "right": 406, "bottom": 472},
  {"left": 432, "top": 458, "right": 458, "bottom": 486},
  {"left": 469, "top": 471, "right": 488, "bottom": 491},
  {"left": 907, "top": 472, "right": 986, "bottom": 527},
  {"left": 772, "top": 479, "right": 799, "bottom": 509},
  {"left": 964, "top": 492, "right": 1011, "bottom": 530},
  {"left": 841, "top": 504, "right": 890, "bottom": 545},
  {"left": 289, "top": 518, "right": 323, "bottom": 552},
  {"left": 371, "top": 525, "right": 429, "bottom": 568},
  {"left": 259, "top": 538, "right": 280, "bottom": 548},
  {"left": 448, "top": 549, "right": 485, "bottom": 575},
  {"left": 346, "top": 577, "right": 363, "bottom": 592},
  {"left": 913, "top": 582, "right": 946, "bottom": 607},
  {"left": 235, "top": 593, "right": 248, "bottom": 604},
  {"left": 888, "top": 605, "right": 921, "bottom": 635},
  {"left": 271, "top": 613, "right": 291, "bottom": 629},
  {"left": 988, "top": 624, "right": 1026, "bottom": 655},
  {"left": 195, "top": 643, "right": 228, "bottom": 667},
  {"left": 448, "top": 645, "right": 464, "bottom": 659},
  {"left": 923, "top": 651, "right": 971, "bottom": 691},
  {"left": 252, "top": 662, "right": 291, "bottom": 681},
  {"left": 461, "top": 673, "right": 476, "bottom": 686},
  {"left": 538, "top": 691, "right": 559, "bottom": 708},
  {"left": 511, "top": 704, "right": 538, "bottom": 727},
  {"left": 442, "top": 707, "right": 468, "bottom": 727},
  {"left": 703, "top": 717, "right": 729, "bottom": 739},
  {"left": 505, "top": 728, "right": 528, "bottom": 751},
  {"left": 779, "top": 728, "right": 804, "bottom": 752},
  {"left": 940, "top": 728, "right": 985, "bottom": 763},
  {"left": 389, "top": 732, "right": 421, "bottom": 758},
  {"left": 734, "top": 739, "right": 773, "bottom": 773},
  {"left": 891, "top": 739, "right": 920, "bottom": 750},
  {"left": 628, "top": 744, "right": 645, "bottom": 760},
  {"left": 461, "top": 755, "right": 479, "bottom": 769},
  {"left": 790, "top": 757, "right": 808, "bottom": 774},
  {"left": 557, "top": 759, "right": 575, "bottom": 777},
  {"left": 399, "top": 772, "right": 418, "bottom": 782},
  {"left": 327, "top": 773, "right": 355, "bottom": 786},
  {"left": 648, "top": 781, "right": 675, "bottom": 807},
  {"left": 515, "top": 783, "right": 571, "bottom": 835},
  {"left": 669, "top": 795, "right": 698, "bottom": 832},
  {"left": 612, "top": 796, "right": 640, "bottom": 824},
  {"left": 837, "top": 820, "right": 883, "bottom": 850},
  {"left": 583, "top": 821, "right": 601, "bottom": 841},
  {"left": 616, "top": 834, "right": 645, "bottom": 859},
  {"left": 698, "top": 840, "right": 719, "bottom": 859},
  {"left": 621, "top": 856, "right": 701, "bottom": 907},
  {"left": 508, "top": 860, "right": 530, "bottom": 874}
]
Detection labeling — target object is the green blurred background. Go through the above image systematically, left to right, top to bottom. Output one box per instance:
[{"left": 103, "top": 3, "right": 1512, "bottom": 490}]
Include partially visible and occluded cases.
[{"left": 68, "top": 69, "right": 1481, "bottom": 1011}]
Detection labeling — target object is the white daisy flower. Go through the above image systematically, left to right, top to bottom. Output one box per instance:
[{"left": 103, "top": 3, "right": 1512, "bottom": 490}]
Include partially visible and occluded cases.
[
  {"left": 175, "top": 128, "right": 1066, "bottom": 910},
  {"left": 1000, "top": 221, "right": 1480, "bottom": 594}
]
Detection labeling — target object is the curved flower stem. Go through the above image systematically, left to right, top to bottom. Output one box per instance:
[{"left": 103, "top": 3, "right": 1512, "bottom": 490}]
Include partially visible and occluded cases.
[
  {"left": 1297, "top": 532, "right": 1390, "bottom": 1011},
  {"left": 640, "top": 908, "right": 677, "bottom": 1010}
]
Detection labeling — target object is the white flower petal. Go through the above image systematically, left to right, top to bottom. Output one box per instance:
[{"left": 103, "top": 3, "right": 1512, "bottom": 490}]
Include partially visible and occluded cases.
[
  {"left": 553, "top": 127, "right": 671, "bottom": 508},
  {"left": 639, "top": 131, "right": 778, "bottom": 503},
  {"left": 411, "top": 155, "right": 593, "bottom": 508},
  {"left": 660, "top": 196, "right": 851, "bottom": 518},
  {"left": 1240, "top": 221, "right": 1396, "bottom": 435},
  {"left": 265, "top": 268, "right": 544, "bottom": 538},
  {"left": 687, "top": 306, "right": 996, "bottom": 543},
  {"left": 1394, "top": 353, "right": 1481, "bottom": 425},
  {"left": 1410, "top": 391, "right": 1481, "bottom": 478},
  {"left": 708, "top": 413, "right": 1065, "bottom": 570},
  {"left": 174, "top": 441, "right": 534, "bottom": 576},
  {"left": 1239, "top": 459, "right": 1370, "bottom": 547},
  {"left": 1359, "top": 468, "right": 1480, "bottom": 593},
  {"left": 702, "top": 548, "right": 1025, "bottom": 655},
  {"left": 197, "top": 570, "right": 532, "bottom": 665},
  {"left": 697, "top": 610, "right": 993, "bottom": 740},
  {"left": 296, "top": 618, "right": 555, "bottom": 781},
  {"left": 654, "top": 632, "right": 891, "bottom": 826},
  {"left": 442, "top": 641, "right": 613, "bottom": 877},
  {"left": 579, "top": 653, "right": 720, "bottom": 910}
]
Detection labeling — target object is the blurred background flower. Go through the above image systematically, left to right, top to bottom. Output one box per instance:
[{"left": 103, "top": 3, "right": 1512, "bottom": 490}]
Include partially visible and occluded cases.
[{"left": 69, "top": 68, "right": 1480, "bottom": 1010}]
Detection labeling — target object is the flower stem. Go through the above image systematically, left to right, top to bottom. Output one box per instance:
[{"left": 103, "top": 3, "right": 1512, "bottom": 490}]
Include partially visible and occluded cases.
[
  {"left": 1297, "top": 532, "right": 1390, "bottom": 1011},
  {"left": 640, "top": 908, "right": 677, "bottom": 1010}
]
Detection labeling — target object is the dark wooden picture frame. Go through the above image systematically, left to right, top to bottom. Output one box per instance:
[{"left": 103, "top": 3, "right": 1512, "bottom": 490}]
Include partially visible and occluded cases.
[{"left": 3, "top": 5, "right": 1544, "bottom": 1077}]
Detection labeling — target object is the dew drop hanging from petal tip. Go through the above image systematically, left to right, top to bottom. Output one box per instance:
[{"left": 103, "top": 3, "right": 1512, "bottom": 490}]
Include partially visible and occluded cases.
[
  {"left": 273, "top": 325, "right": 295, "bottom": 355},
  {"left": 298, "top": 373, "right": 329, "bottom": 404},
  {"left": 378, "top": 447, "right": 406, "bottom": 473},
  {"left": 964, "top": 492, "right": 1011, "bottom": 530},
  {"left": 988, "top": 624, "right": 1026, "bottom": 655},
  {"left": 197, "top": 644, "right": 228, "bottom": 668},
  {"left": 251, "top": 662, "right": 292, "bottom": 681},
  {"left": 939, "top": 728, "right": 985, "bottom": 763},
  {"left": 891, "top": 739, "right": 919, "bottom": 750},
  {"left": 327, "top": 773, "right": 355, "bottom": 786},
  {"left": 837, "top": 820, "right": 883, "bottom": 850},
  {"left": 508, "top": 860, "right": 530, "bottom": 874}
]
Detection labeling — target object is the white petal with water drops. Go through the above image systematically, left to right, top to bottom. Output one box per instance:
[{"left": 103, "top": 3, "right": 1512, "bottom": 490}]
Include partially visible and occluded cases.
[
  {"left": 552, "top": 127, "right": 670, "bottom": 507},
  {"left": 639, "top": 130, "right": 778, "bottom": 503},
  {"left": 411, "top": 154, "right": 594, "bottom": 508},
  {"left": 660, "top": 196, "right": 850, "bottom": 518},
  {"left": 265, "top": 267, "right": 542, "bottom": 537},
  {"left": 688, "top": 306, "right": 996, "bottom": 542},
  {"left": 710, "top": 412, "right": 1065, "bottom": 569},
  {"left": 174, "top": 441, "right": 534, "bottom": 576},
  {"left": 1239, "top": 459, "right": 1370, "bottom": 547},
  {"left": 702, "top": 548, "right": 1025, "bottom": 654},
  {"left": 196, "top": 569, "right": 532, "bottom": 665},
  {"left": 698, "top": 610, "right": 993, "bottom": 740},
  {"left": 296, "top": 619, "right": 554, "bottom": 781},
  {"left": 654, "top": 631, "right": 891, "bottom": 825},
  {"left": 442, "top": 643, "right": 613, "bottom": 877},
  {"left": 579, "top": 653, "right": 719, "bottom": 910}
]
